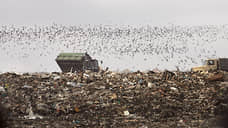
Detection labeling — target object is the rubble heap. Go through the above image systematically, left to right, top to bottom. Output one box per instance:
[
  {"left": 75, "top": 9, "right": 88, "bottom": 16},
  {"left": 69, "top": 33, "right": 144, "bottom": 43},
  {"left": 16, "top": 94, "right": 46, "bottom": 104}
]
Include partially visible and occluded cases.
[{"left": 0, "top": 70, "right": 228, "bottom": 128}]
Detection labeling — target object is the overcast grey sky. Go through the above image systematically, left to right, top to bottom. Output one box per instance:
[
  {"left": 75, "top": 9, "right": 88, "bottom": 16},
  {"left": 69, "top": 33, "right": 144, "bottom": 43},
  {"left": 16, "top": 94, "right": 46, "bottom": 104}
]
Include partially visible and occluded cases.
[{"left": 0, "top": 0, "right": 228, "bottom": 25}]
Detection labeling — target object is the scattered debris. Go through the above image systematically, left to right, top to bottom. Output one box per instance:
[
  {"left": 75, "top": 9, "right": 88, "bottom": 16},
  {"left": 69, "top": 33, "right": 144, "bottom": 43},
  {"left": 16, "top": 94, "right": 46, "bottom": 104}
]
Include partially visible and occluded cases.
[
  {"left": 0, "top": 70, "right": 228, "bottom": 127},
  {"left": 0, "top": 86, "right": 5, "bottom": 92},
  {"left": 170, "top": 87, "right": 178, "bottom": 92},
  {"left": 124, "top": 111, "right": 130, "bottom": 116}
]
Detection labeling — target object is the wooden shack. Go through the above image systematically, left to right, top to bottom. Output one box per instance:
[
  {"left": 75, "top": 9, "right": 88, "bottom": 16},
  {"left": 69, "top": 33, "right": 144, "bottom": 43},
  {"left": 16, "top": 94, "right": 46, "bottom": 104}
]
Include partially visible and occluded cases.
[{"left": 56, "top": 53, "right": 99, "bottom": 72}]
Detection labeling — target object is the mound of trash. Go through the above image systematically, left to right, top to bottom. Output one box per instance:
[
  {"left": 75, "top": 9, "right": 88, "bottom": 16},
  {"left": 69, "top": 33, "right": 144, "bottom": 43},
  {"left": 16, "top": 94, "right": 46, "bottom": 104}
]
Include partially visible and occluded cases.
[{"left": 0, "top": 70, "right": 228, "bottom": 127}]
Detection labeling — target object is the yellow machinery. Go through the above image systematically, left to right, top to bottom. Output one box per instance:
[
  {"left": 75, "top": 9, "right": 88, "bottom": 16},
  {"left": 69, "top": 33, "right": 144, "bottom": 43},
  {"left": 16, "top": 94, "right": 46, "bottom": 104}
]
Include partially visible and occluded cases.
[{"left": 191, "top": 58, "right": 228, "bottom": 72}]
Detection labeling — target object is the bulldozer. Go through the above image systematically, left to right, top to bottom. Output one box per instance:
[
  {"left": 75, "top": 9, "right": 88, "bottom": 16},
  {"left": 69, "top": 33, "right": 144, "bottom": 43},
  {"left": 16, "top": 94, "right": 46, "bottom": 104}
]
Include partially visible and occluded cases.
[
  {"left": 191, "top": 58, "right": 228, "bottom": 72},
  {"left": 191, "top": 58, "right": 228, "bottom": 81}
]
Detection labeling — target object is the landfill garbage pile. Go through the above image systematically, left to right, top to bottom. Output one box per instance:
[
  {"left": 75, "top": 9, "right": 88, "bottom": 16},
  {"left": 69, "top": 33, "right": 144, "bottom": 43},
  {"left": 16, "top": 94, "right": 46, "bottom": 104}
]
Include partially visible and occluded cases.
[{"left": 0, "top": 70, "right": 228, "bottom": 128}]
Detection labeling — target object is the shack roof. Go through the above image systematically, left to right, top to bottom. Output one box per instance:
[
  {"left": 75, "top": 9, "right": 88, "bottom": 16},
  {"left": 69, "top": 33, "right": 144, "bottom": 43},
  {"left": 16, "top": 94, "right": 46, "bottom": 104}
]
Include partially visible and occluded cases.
[{"left": 56, "top": 53, "right": 88, "bottom": 61}]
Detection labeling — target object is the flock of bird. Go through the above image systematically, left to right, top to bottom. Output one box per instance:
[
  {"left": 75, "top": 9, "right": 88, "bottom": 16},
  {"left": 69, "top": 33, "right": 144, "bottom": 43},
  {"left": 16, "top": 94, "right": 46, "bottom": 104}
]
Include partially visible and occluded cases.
[{"left": 0, "top": 24, "right": 228, "bottom": 72}]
